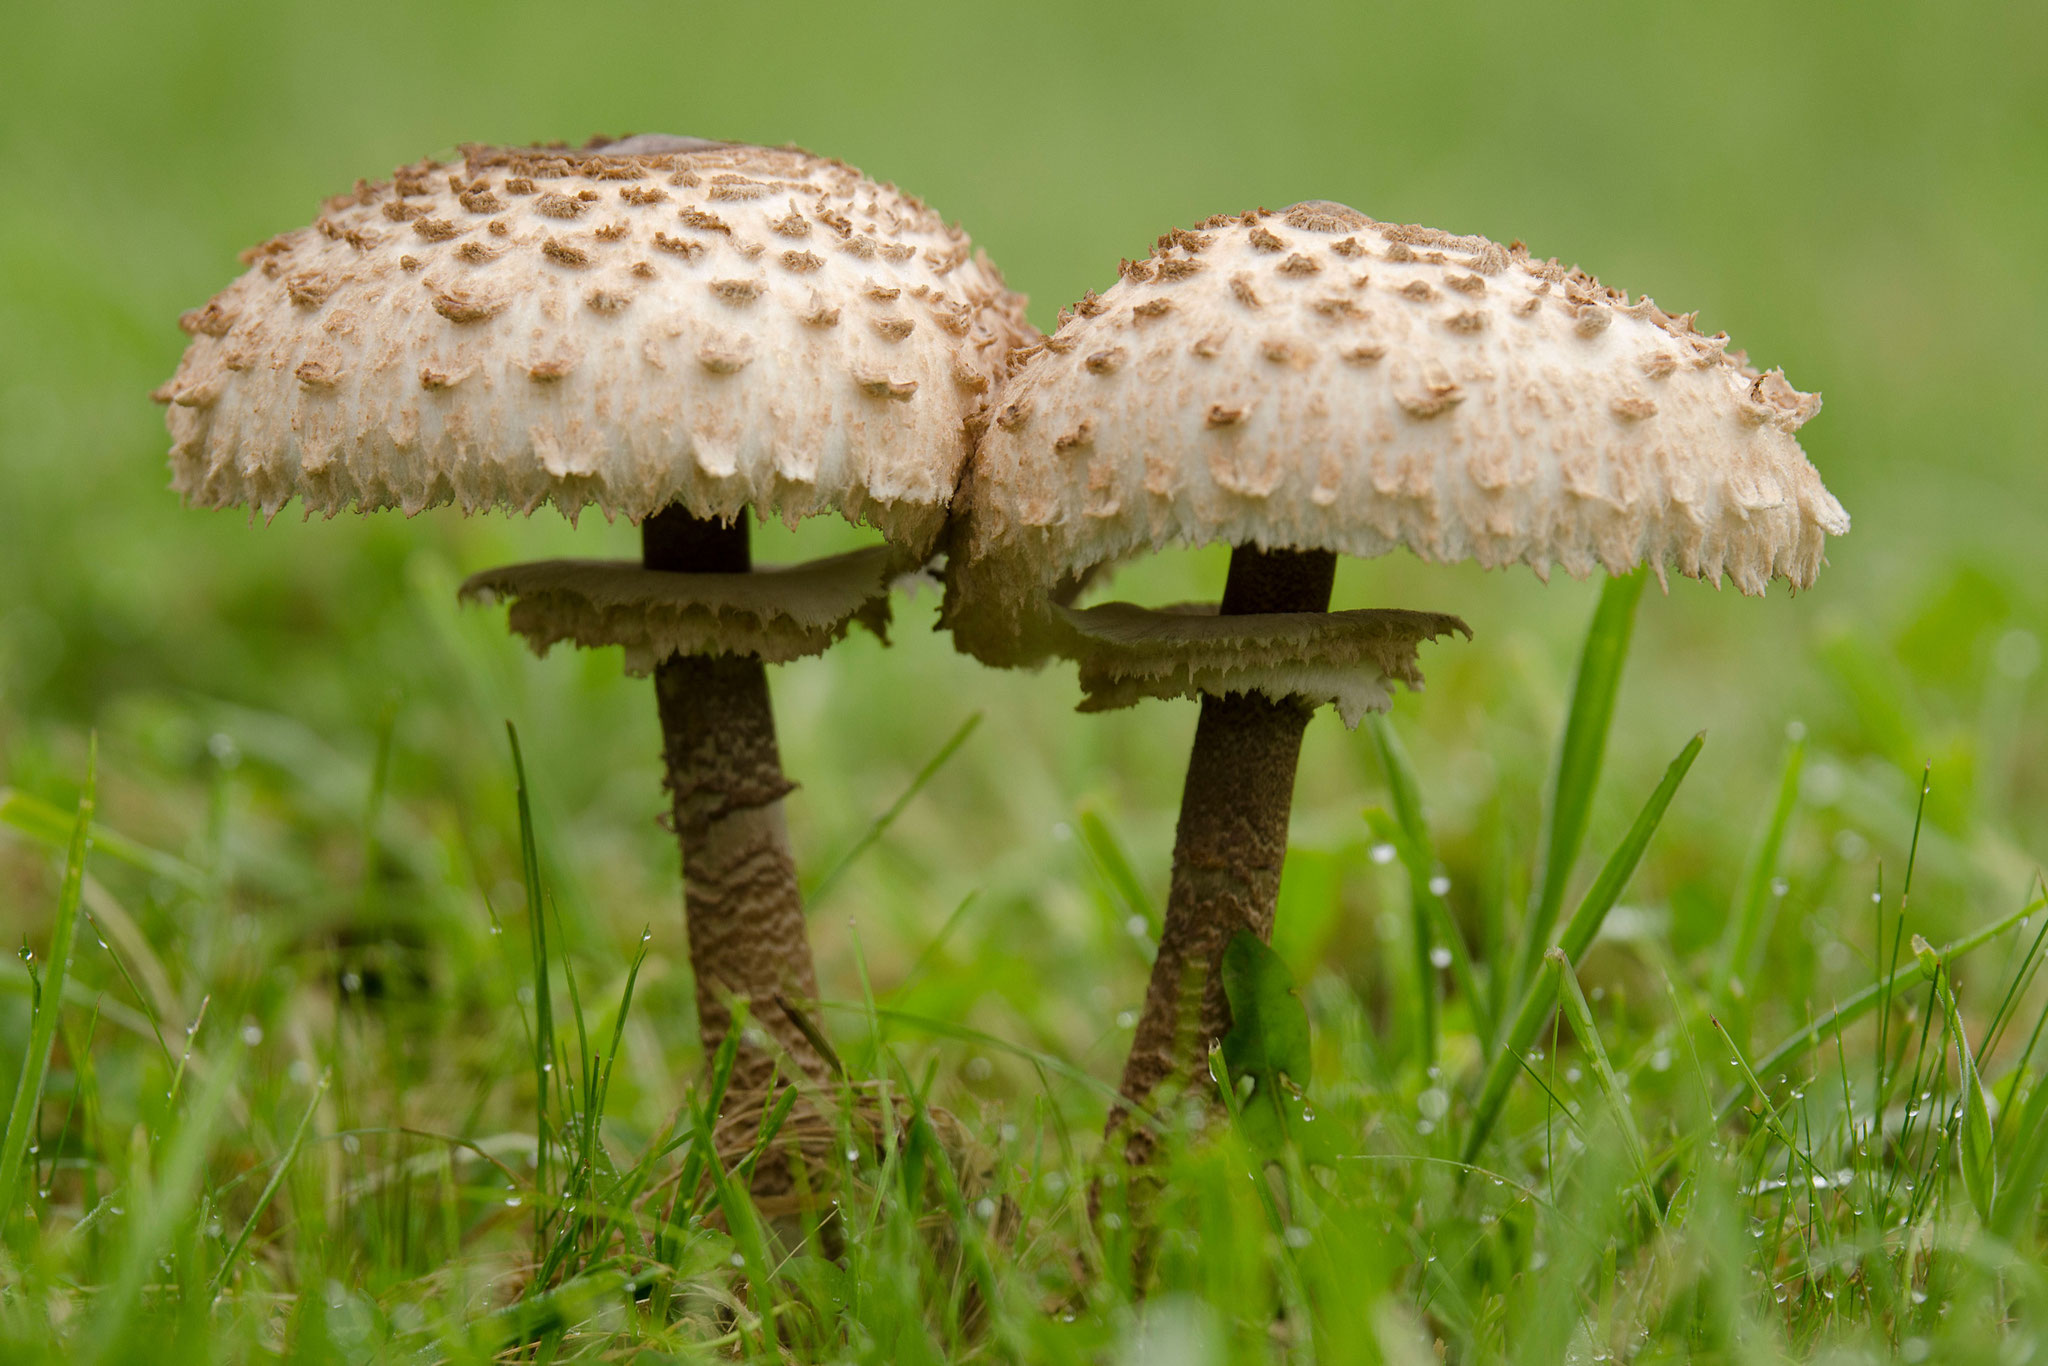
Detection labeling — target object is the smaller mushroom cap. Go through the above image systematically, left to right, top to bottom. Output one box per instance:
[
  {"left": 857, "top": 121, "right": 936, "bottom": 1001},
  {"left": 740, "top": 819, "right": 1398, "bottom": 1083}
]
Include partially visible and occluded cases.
[
  {"left": 158, "top": 137, "right": 1035, "bottom": 561},
  {"left": 946, "top": 202, "right": 1847, "bottom": 667}
]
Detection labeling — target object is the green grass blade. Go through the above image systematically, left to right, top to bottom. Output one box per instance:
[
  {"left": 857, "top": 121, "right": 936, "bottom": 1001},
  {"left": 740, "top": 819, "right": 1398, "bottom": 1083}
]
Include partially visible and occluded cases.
[
  {"left": 1514, "top": 569, "right": 1647, "bottom": 999},
  {"left": 806, "top": 710, "right": 982, "bottom": 909},
  {"left": 1367, "top": 716, "right": 1441, "bottom": 1066},
  {"left": 506, "top": 722, "right": 555, "bottom": 1244},
  {"left": 1463, "top": 731, "right": 1702, "bottom": 1164},
  {"left": 1713, "top": 734, "right": 1804, "bottom": 1001},
  {"left": 0, "top": 737, "right": 95, "bottom": 1236},
  {"left": 0, "top": 784, "right": 202, "bottom": 892},
  {"left": 1077, "top": 804, "right": 1155, "bottom": 936},
  {"left": 1363, "top": 807, "right": 1488, "bottom": 1048},
  {"left": 1716, "top": 892, "right": 2048, "bottom": 1122},
  {"left": 1923, "top": 944, "right": 1999, "bottom": 1222},
  {"left": 1547, "top": 948, "right": 1657, "bottom": 1218},
  {"left": 1707, "top": 1013, "right": 1826, "bottom": 1188},
  {"left": 1993, "top": 1022, "right": 2048, "bottom": 1234},
  {"left": 81, "top": 1040, "right": 243, "bottom": 1365},
  {"left": 212, "top": 1067, "right": 331, "bottom": 1291}
]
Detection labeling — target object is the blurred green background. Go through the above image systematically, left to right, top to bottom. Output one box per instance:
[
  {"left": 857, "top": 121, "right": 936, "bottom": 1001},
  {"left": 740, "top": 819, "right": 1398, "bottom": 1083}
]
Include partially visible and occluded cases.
[{"left": 1, "top": 0, "right": 2043, "bottom": 1080}]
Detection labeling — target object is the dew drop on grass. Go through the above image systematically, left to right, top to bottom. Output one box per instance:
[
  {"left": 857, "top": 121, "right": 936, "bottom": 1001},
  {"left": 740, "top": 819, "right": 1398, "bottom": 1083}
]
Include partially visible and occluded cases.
[
  {"left": 1369, "top": 843, "right": 1396, "bottom": 866},
  {"left": 1428, "top": 874, "right": 1451, "bottom": 896},
  {"left": 1771, "top": 877, "right": 1790, "bottom": 897},
  {"left": 1429, "top": 947, "right": 1453, "bottom": 969},
  {"left": 1115, "top": 1011, "right": 1135, "bottom": 1029},
  {"left": 241, "top": 1023, "right": 264, "bottom": 1046},
  {"left": 505, "top": 1194, "right": 522, "bottom": 1208},
  {"left": 975, "top": 1197, "right": 997, "bottom": 1219},
  {"left": 1283, "top": 1226, "right": 1312, "bottom": 1248}
]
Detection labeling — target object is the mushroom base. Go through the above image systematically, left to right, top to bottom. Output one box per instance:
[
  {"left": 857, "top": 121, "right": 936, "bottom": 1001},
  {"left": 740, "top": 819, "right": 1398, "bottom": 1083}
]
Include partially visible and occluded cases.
[
  {"left": 645, "top": 507, "right": 829, "bottom": 1096},
  {"left": 1108, "top": 545, "right": 1335, "bottom": 1166}
]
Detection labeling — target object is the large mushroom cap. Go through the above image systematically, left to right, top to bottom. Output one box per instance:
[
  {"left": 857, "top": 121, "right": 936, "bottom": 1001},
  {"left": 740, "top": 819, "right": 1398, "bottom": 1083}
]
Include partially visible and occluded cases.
[
  {"left": 158, "top": 137, "right": 1034, "bottom": 558},
  {"left": 947, "top": 201, "right": 1847, "bottom": 666}
]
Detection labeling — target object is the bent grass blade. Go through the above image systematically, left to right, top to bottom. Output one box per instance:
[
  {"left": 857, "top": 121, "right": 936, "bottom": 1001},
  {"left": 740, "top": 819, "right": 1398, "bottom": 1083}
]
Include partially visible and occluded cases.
[
  {"left": 1514, "top": 569, "right": 1647, "bottom": 1002},
  {"left": 1464, "top": 732, "right": 1703, "bottom": 1165}
]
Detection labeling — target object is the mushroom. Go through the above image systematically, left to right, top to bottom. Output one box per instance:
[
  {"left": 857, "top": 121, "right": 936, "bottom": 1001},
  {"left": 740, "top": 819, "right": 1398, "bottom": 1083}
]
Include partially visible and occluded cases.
[
  {"left": 158, "top": 135, "right": 1034, "bottom": 1108},
  {"left": 941, "top": 201, "right": 1847, "bottom": 1162}
]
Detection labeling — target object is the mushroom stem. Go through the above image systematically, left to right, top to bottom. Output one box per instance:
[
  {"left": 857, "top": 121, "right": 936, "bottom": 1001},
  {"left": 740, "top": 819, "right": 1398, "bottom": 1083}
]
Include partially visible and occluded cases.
[
  {"left": 644, "top": 506, "right": 828, "bottom": 1095},
  {"left": 1109, "top": 544, "right": 1335, "bottom": 1162}
]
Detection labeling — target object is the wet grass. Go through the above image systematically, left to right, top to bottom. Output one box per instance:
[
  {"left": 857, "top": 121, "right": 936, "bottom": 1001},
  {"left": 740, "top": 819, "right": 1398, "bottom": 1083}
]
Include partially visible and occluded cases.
[{"left": 2, "top": 570, "right": 2045, "bottom": 1362}]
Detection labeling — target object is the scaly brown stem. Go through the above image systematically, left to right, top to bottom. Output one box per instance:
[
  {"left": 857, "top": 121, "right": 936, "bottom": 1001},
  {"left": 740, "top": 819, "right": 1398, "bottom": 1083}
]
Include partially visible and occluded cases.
[
  {"left": 644, "top": 506, "right": 827, "bottom": 1095},
  {"left": 1108, "top": 544, "right": 1336, "bottom": 1165}
]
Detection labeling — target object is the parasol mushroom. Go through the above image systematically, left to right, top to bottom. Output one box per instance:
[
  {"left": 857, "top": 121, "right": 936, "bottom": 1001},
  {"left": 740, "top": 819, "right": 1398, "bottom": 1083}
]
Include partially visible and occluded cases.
[
  {"left": 157, "top": 134, "right": 1033, "bottom": 1108},
  {"left": 942, "top": 200, "right": 1847, "bottom": 1162}
]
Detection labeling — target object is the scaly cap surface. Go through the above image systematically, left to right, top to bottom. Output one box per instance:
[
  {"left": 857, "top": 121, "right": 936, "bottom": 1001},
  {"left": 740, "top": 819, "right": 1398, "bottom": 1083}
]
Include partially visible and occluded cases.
[
  {"left": 158, "top": 136, "right": 1035, "bottom": 558},
  {"left": 947, "top": 201, "right": 1846, "bottom": 665}
]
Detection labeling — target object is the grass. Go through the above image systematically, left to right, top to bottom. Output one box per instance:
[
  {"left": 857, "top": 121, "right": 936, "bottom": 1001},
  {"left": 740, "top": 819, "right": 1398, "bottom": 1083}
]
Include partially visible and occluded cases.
[
  {"left": 2, "top": 0, "right": 2046, "bottom": 1359},
  {"left": 0, "top": 578, "right": 2045, "bottom": 1362}
]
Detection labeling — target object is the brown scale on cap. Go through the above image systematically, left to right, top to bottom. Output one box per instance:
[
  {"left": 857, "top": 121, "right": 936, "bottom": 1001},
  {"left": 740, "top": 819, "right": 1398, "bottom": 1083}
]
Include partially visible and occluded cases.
[
  {"left": 677, "top": 206, "right": 731, "bottom": 234},
  {"left": 651, "top": 232, "right": 705, "bottom": 260},
  {"left": 542, "top": 239, "right": 591, "bottom": 268},
  {"left": 708, "top": 278, "right": 764, "bottom": 306},
  {"left": 179, "top": 301, "right": 238, "bottom": 336}
]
